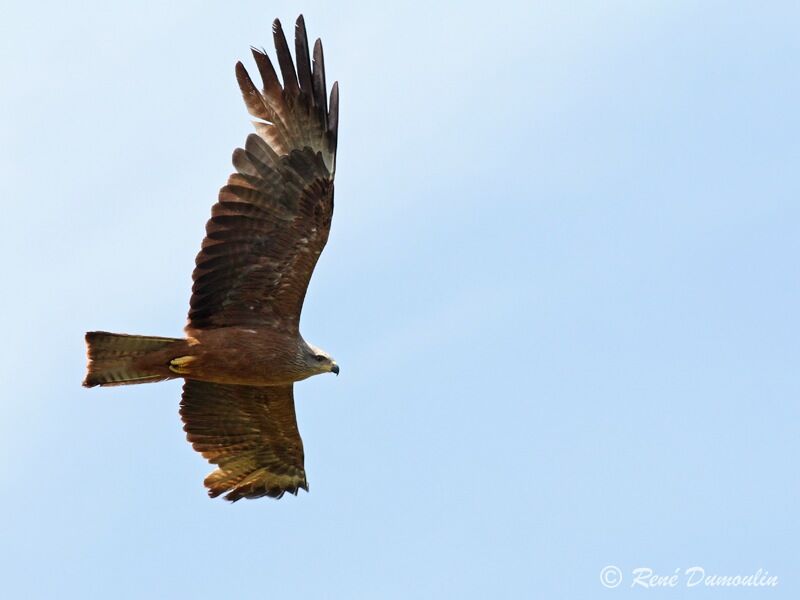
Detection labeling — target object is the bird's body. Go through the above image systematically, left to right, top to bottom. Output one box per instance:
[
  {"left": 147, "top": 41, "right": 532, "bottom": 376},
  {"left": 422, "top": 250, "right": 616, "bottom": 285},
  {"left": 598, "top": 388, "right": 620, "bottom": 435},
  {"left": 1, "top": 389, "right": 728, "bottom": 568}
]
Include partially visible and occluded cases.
[
  {"left": 83, "top": 15, "right": 340, "bottom": 501},
  {"left": 175, "top": 327, "right": 331, "bottom": 386}
]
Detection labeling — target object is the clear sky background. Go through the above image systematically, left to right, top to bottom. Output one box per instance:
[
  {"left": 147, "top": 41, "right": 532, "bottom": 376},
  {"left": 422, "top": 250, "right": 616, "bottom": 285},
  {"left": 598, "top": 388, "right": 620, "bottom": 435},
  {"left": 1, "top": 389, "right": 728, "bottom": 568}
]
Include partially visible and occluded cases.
[{"left": 2, "top": 1, "right": 798, "bottom": 598}]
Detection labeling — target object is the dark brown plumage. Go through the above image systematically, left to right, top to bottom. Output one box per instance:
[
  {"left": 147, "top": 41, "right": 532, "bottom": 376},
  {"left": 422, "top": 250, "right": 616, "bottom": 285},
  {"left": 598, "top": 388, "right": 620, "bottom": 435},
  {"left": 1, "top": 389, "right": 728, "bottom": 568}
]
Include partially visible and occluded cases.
[
  {"left": 83, "top": 15, "right": 340, "bottom": 501},
  {"left": 180, "top": 381, "right": 307, "bottom": 500}
]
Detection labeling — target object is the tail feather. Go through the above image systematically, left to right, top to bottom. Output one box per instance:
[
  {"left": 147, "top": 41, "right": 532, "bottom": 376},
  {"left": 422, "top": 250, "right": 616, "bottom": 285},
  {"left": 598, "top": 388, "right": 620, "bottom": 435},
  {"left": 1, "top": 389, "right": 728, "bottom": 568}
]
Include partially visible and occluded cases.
[{"left": 83, "top": 331, "right": 182, "bottom": 387}]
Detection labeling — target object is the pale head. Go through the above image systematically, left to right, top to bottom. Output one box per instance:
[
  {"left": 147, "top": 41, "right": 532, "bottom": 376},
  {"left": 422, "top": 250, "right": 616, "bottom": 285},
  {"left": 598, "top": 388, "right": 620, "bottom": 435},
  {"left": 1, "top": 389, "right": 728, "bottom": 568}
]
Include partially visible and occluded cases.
[{"left": 303, "top": 342, "right": 339, "bottom": 376}]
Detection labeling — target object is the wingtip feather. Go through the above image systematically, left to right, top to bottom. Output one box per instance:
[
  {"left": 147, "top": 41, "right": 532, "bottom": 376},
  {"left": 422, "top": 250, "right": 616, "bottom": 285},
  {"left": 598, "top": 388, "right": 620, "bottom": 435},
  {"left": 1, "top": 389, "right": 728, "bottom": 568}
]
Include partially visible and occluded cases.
[
  {"left": 294, "top": 14, "right": 313, "bottom": 97},
  {"left": 272, "top": 18, "right": 299, "bottom": 95},
  {"left": 329, "top": 81, "right": 339, "bottom": 134}
]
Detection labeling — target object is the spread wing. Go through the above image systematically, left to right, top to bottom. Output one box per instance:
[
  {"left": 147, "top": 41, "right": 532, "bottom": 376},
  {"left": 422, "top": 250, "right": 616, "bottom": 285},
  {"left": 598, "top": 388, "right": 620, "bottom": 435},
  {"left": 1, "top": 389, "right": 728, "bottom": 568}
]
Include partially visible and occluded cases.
[
  {"left": 188, "top": 15, "right": 339, "bottom": 332},
  {"left": 180, "top": 380, "right": 307, "bottom": 501}
]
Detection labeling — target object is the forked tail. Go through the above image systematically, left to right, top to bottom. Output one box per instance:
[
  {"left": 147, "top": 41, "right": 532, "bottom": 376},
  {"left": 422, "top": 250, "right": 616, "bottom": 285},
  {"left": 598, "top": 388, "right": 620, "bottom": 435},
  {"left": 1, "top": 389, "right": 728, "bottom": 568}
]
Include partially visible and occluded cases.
[{"left": 83, "top": 331, "right": 182, "bottom": 387}]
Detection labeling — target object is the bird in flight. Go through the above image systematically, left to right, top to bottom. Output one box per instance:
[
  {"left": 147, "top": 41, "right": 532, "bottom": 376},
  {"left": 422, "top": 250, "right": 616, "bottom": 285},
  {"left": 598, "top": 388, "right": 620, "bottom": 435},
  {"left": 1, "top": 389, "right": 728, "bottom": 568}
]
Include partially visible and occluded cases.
[{"left": 83, "top": 15, "right": 340, "bottom": 501}]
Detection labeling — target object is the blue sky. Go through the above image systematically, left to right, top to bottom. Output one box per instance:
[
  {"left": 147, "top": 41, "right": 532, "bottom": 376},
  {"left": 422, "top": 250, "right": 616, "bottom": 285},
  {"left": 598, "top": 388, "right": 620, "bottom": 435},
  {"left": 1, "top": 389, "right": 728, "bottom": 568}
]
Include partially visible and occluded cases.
[{"left": 2, "top": 1, "right": 799, "bottom": 597}]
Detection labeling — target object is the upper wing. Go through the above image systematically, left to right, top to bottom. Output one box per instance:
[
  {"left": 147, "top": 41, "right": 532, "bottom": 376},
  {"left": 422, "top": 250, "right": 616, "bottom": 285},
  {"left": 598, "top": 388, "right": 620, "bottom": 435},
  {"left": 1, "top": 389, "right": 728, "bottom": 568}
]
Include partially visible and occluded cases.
[
  {"left": 188, "top": 15, "right": 339, "bottom": 332},
  {"left": 180, "top": 380, "right": 307, "bottom": 501}
]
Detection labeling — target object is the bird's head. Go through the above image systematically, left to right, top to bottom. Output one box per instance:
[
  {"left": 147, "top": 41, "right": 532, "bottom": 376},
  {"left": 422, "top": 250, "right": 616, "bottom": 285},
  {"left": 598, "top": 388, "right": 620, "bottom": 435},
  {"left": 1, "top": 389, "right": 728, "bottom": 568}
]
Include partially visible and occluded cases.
[{"left": 304, "top": 343, "right": 339, "bottom": 376}]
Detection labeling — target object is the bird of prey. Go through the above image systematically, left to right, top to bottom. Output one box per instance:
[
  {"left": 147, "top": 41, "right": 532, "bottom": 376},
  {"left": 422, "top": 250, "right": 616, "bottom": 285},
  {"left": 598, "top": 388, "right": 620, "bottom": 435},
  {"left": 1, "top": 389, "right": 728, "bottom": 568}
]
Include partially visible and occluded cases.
[{"left": 83, "top": 15, "right": 340, "bottom": 501}]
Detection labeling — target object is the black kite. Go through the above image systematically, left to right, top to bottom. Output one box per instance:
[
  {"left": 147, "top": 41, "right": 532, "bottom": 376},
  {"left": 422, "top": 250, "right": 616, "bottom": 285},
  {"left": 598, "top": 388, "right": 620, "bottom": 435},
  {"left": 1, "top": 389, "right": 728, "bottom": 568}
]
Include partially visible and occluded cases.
[{"left": 83, "top": 15, "right": 340, "bottom": 501}]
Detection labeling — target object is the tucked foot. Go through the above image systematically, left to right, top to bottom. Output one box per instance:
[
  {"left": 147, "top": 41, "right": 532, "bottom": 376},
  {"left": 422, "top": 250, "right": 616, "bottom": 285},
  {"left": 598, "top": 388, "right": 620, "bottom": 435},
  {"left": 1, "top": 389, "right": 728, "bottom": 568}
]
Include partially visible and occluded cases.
[{"left": 169, "top": 355, "right": 197, "bottom": 375}]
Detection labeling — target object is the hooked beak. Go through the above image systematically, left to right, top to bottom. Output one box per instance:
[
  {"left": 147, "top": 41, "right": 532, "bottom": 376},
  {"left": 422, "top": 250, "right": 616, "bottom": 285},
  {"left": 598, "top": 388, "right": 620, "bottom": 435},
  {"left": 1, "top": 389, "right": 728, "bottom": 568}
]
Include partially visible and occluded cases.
[{"left": 331, "top": 362, "right": 340, "bottom": 376}]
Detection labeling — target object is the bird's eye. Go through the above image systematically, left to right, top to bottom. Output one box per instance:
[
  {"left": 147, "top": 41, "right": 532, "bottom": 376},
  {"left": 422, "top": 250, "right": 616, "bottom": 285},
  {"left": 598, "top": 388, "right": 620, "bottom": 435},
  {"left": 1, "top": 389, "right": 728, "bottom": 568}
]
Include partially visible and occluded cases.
[{"left": 315, "top": 355, "right": 325, "bottom": 362}]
